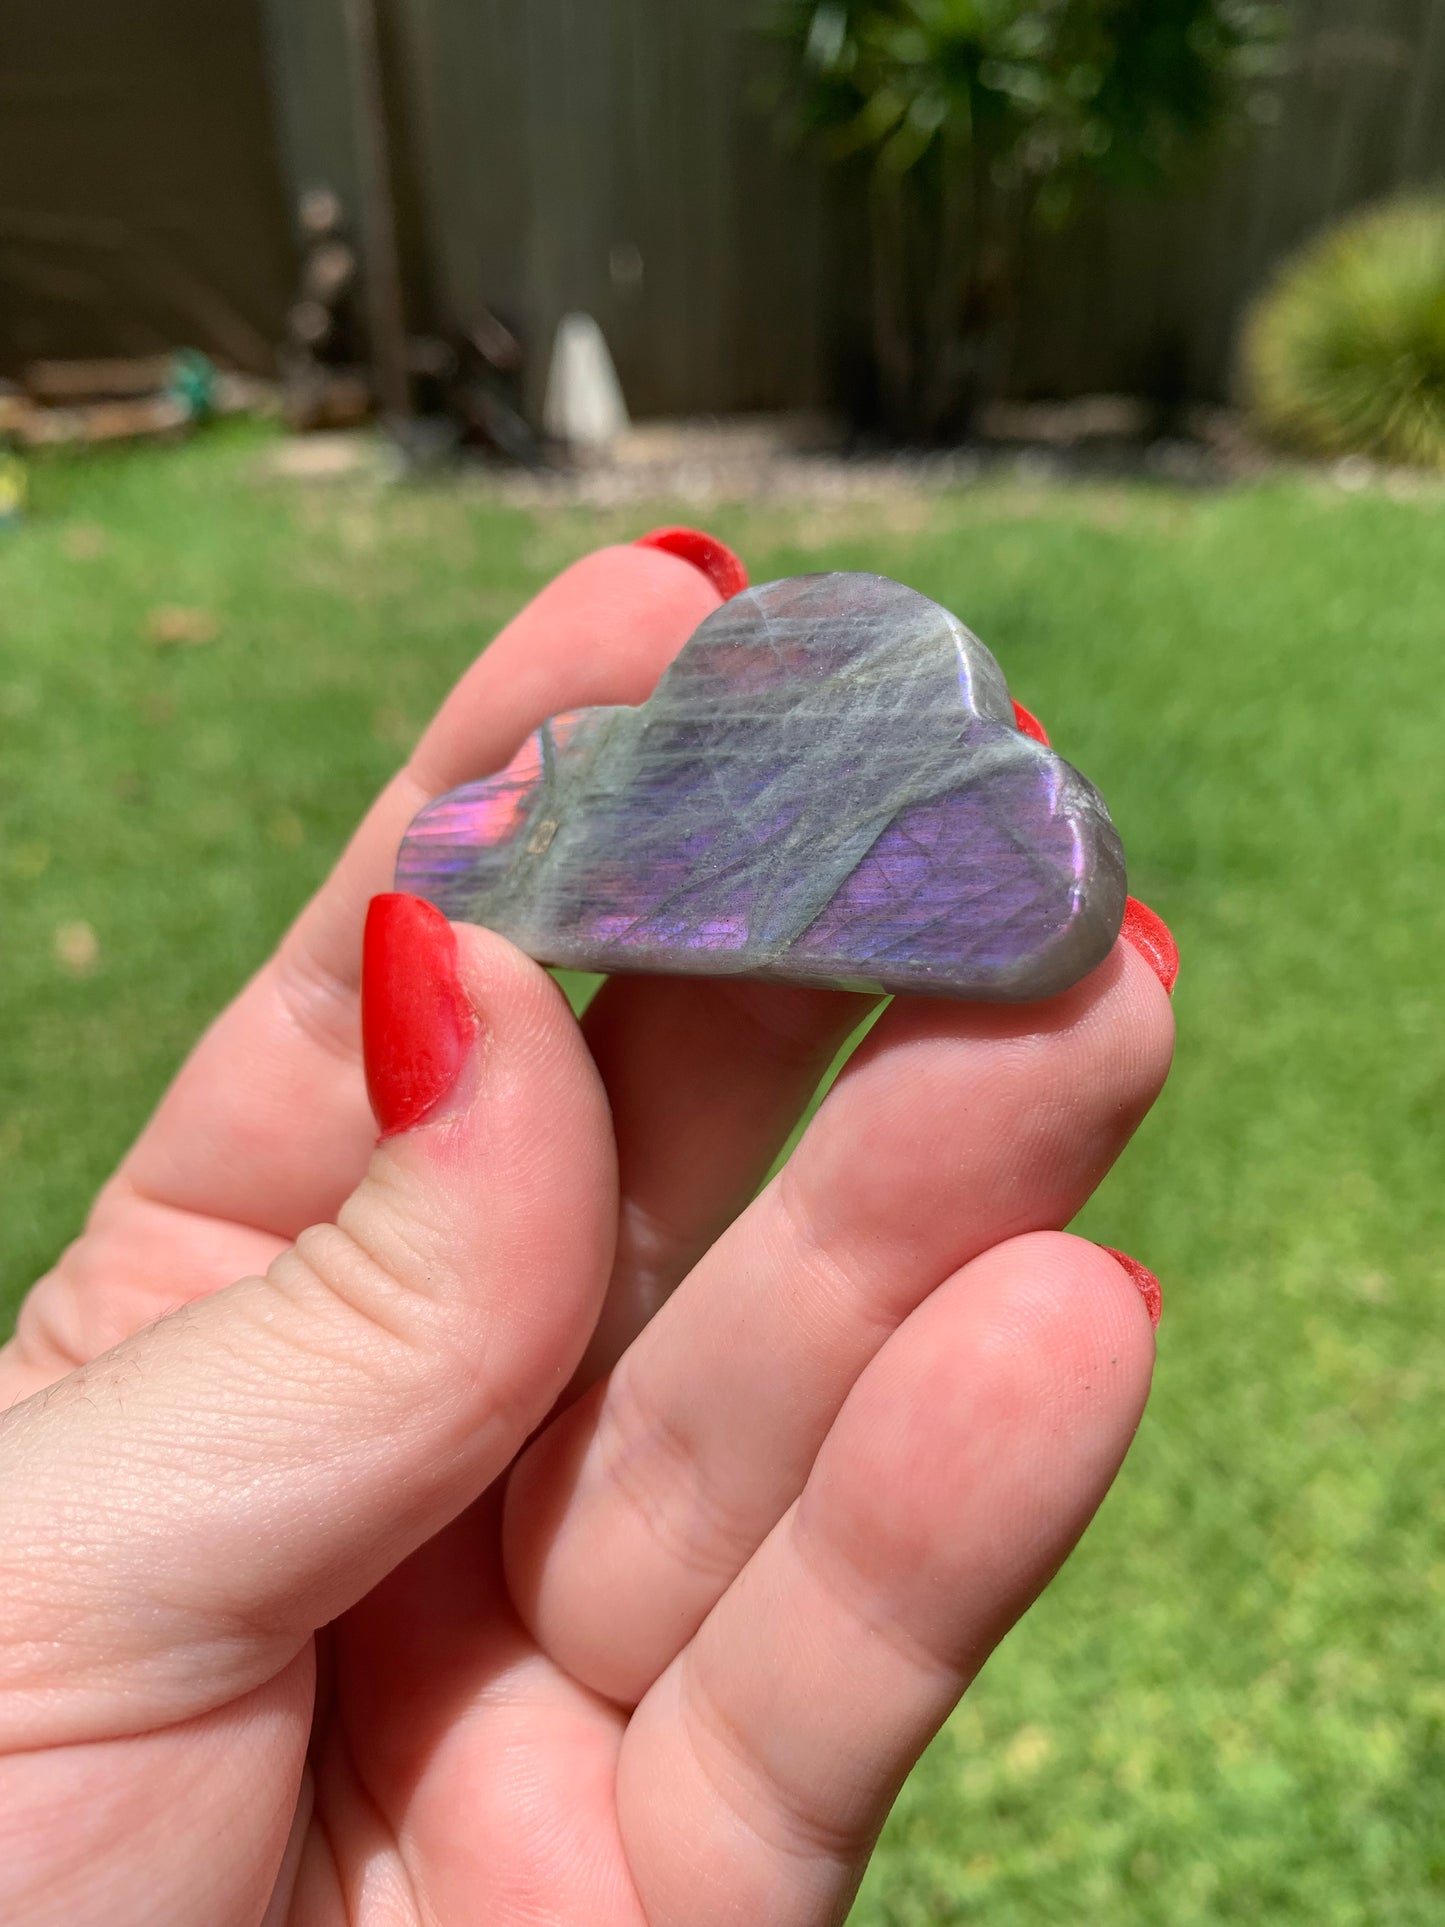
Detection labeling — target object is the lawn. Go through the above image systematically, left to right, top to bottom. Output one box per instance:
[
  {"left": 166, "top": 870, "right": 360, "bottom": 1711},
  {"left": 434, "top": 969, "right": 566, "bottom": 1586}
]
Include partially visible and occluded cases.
[{"left": 3, "top": 426, "right": 1445, "bottom": 1922}]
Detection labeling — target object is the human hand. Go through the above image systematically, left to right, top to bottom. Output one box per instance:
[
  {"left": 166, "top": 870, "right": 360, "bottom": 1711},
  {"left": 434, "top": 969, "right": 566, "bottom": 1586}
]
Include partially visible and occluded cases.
[{"left": 0, "top": 537, "right": 1175, "bottom": 1926}]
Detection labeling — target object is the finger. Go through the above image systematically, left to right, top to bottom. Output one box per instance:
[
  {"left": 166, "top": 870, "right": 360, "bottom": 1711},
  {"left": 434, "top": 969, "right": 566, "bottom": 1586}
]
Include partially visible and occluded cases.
[
  {"left": 124, "top": 543, "right": 720, "bottom": 1235},
  {"left": 9, "top": 545, "right": 718, "bottom": 1386},
  {"left": 570, "top": 890, "right": 1178, "bottom": 1382},
  {"left": 0, "top": 905, "right": 615, "bottom": 1750},
  {"left": 505, "top": 942, "right": 1173, "bottom": 1705},
  {"left": 575, "top": 977, "right": 876, "bottom": 1378},
  {"left": 617, "top": 1233, "right": 1154, "bottom": 1927}
]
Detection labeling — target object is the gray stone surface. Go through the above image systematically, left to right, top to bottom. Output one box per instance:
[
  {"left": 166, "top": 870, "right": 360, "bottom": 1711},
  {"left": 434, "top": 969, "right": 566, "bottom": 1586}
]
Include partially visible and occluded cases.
[{"left": 396, "top": 573, "right": 1127, "bottom": 1000}]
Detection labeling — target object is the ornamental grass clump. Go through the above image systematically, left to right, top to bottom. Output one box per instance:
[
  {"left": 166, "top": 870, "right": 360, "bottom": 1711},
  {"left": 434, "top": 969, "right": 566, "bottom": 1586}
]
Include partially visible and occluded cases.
[{"left": 1244, "top": 196, "right": 1445, "bottom": 470}]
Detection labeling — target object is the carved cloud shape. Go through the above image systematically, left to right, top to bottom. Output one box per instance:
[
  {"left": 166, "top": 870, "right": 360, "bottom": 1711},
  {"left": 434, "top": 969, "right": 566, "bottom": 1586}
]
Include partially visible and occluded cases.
[{"left": 395, "top": 573, "right": 1126, "bottom": 1001}]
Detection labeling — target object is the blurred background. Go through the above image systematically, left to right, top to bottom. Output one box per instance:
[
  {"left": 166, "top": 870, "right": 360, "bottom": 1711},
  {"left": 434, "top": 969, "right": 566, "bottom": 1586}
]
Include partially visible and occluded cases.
[
  {"left": 0, "top": 0, "right": 1442, "bottom": 440},
  {"left": 4, "top": 3, "right": 1445, "bottom": 1922}
]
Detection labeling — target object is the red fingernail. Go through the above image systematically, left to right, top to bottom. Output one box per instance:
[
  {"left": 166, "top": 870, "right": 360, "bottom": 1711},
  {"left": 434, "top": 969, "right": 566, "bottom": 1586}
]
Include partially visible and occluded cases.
[
  {"left": 635, "top": 527, "right": 749, "bottom": 601},
  {"left": 1012, "top": 699, "right": 1050, "bottom": 747},
  {"left": 362, "top": 894, "right": 476, "bottom": 1139},
  {"left": 1120, "top": 896, "right": 1180, "bottom": 996},
  {"left": 1100, "top": 1247, "right": 1163, "bottom": 1329}
]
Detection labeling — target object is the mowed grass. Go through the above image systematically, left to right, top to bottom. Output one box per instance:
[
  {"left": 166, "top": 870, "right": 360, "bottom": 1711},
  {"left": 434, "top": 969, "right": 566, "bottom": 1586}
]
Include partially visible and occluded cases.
[{"left": 4, "top": 425, "right": 1445, "bottom": 1922}]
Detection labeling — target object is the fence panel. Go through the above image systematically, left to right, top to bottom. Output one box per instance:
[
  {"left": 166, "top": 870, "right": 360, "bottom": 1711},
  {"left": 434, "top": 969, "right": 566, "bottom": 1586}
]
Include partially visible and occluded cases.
[
  {"left": 1, "top": 0, "right": 293, "bottom": 374},
  {"left": 7, "top": 0, "right": 1443, "bottom": 400},
  {"left": 246, "top": 0, "right": 1445, "bottom": 409},
  {"left": 384, "top": 0, "right": 840, "bottom": 416},
  {"left": 1013, "top": 0, "right": 1445, "bottom": 400}
]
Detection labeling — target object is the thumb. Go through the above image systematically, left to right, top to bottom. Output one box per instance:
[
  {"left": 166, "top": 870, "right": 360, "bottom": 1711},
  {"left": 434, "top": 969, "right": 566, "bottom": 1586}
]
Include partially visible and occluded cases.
[{"left": 0, "top": 896, "right": 616, "bottom": 1751}]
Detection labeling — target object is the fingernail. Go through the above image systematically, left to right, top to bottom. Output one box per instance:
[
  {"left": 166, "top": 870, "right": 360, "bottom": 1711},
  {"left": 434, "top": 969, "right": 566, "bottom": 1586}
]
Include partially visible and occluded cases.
[
  {"left": 635, "top": 527, "right": 749, "bottom": 601},
  {"left": 1012, "top": 699, "right": 1051, "bottom": 747},
  {"left": 362, "top": 894, "right": 477, "bottom": 1139},
  {"left": 1121, "top": 896, "right": 1180, "bottom": 996},
  {"left": 1100, "top": 1247, "right": 1163, "bottom": 1329}
]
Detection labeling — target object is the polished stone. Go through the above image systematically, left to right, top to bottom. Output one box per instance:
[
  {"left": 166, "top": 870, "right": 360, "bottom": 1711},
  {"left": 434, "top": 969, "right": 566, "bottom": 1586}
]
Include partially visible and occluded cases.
[{"left": 395, "top": 573, "right": 1127, "bottom": 1001}]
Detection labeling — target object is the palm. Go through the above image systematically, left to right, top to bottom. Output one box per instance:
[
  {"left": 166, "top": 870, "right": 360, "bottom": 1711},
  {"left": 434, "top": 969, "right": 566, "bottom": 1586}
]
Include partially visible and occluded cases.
[{"left": 1, "top": 547, "right": 1172, "bottom": 1926}]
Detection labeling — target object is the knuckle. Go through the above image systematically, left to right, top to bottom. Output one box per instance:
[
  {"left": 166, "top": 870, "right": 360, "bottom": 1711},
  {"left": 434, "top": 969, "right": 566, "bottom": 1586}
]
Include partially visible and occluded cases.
[
  {"left": 269, "top": 929, "right": 361, "bottom": 1070},
  {"left": 772, "top": 1163, "right": 903, "bottom": 1347},
  {"left": 270, "top": 1217, "right": 439, "bottom": 1364},
  {"left": 599, "top": 1362, "right": 763, "bottom": 1588},
  {"left": 683, "top": 1658, "right": 870, "bottom": 1868}
]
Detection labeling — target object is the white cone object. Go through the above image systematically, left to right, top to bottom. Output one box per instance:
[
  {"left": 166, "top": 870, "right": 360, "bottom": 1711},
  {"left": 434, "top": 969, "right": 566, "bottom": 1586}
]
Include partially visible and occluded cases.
[{"left": 543, "top": 312, "right": 630, "bottom": 450}]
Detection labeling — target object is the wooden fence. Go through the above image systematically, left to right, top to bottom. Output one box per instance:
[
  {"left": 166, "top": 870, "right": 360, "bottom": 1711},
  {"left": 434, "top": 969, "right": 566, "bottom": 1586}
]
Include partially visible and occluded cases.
[
  {"left": 0, "top": 0, "right": 292, "bottom": 374},
  {"left": 5, "top": 0, "right": 1445, "bottom": 410},
  {"left": 261, "top": 0, "right": 1445, "bottom": 413},
  {"left": 263, "top": 0, "right": 844, "bottom": 416},
  {"left": 1014, "top": 0, "right": 1445, "bottom": 402}
]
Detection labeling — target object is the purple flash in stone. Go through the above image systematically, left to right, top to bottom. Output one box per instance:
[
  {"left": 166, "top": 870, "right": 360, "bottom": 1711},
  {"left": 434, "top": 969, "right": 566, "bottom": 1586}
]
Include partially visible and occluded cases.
[{"left": 395, "top": 573, "right": 1127, "bottom": 1001}]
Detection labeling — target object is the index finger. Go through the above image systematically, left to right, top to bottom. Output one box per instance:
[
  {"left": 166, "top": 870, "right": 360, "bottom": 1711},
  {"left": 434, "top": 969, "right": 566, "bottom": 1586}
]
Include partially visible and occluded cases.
[
  {"left": 7, "top": 541, "right": 732, "bottom": 1398},
  {"left": 118, "top": 543, "right": 721, "bottom": 1234}
]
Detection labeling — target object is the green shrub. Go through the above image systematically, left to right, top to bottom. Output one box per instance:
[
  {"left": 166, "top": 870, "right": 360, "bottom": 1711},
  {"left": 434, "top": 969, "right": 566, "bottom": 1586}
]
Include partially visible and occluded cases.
[{"left": 1244, "top": 195, "right": 1445, "bottom": 469}]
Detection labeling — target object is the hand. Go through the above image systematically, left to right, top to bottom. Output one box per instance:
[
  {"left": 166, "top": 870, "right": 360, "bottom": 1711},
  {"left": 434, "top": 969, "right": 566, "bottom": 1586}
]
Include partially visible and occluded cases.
[{"left": 0, "top": 538, "right": 1175, "bottom": 1926}]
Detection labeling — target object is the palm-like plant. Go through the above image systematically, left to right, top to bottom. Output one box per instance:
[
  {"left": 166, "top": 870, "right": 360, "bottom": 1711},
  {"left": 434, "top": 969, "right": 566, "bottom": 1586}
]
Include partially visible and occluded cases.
[{"left": 776, "top": 0, "right": 1282, "bottom": 439}]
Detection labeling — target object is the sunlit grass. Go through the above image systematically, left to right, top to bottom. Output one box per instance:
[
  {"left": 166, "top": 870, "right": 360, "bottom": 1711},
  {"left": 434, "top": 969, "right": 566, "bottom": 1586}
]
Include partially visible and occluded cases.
[{"left": 3, "top": 425, "right": 1445, "bottom": 1921}]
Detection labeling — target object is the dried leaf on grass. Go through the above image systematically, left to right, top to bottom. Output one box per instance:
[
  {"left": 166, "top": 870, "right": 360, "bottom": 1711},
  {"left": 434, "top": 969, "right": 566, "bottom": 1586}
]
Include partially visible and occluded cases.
[
  {"left": 146, "top": 606, "right": 220, "bottom": 646},
  {"left": 53, "top": 920, "right": 99, "bottom": 974}
]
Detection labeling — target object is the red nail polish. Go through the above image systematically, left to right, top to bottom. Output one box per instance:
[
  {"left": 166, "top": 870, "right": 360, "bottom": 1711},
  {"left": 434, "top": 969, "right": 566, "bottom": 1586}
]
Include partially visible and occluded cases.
[
  {"left": 635, "top": 527, "right": 749, "bottom": 601},
  {"left": 1012, "top": 699, "right": 1050, "bottom": 747},
  {"left": 362, "top": 894, "right": 476, "bottom": 1139},
  {"left": 1120, "top": 896, "right": 1180, "bottom": 997},
  {"left": 1100, "top": 1246, "right": 1163, "bottom": 1329}
]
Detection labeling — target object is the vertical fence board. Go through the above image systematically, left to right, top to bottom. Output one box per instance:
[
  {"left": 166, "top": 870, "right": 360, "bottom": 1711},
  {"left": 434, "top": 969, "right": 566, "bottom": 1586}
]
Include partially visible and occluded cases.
[
  {"left": 0, "top": 0, "right": 294, "bottom": 373},
  {"left": 7, "top": 0, "right": 1442, "bottom": 399},
  {"left": 269, "top": 0, "right": 1445, "bottom": 415},
  {"left": 1015, "top": 0, "right": 1445, "bottom": 402}
]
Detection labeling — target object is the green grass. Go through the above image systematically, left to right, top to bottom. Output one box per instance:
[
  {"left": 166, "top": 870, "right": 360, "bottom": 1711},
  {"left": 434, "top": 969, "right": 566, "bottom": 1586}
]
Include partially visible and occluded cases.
[{"left": 4, "top": 425, "right": 1445, "bottom": 1921}]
